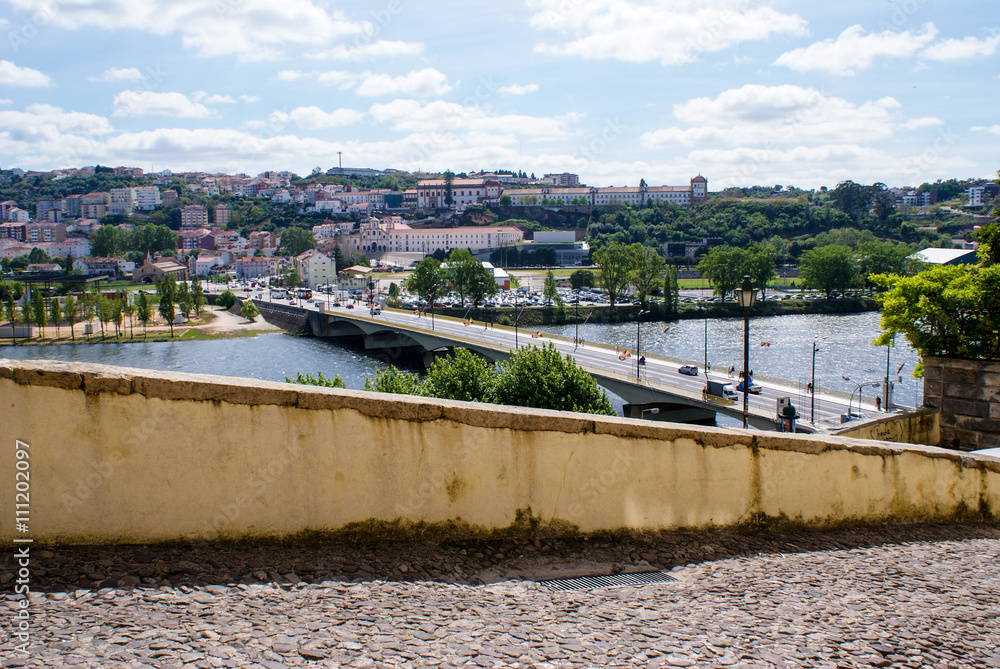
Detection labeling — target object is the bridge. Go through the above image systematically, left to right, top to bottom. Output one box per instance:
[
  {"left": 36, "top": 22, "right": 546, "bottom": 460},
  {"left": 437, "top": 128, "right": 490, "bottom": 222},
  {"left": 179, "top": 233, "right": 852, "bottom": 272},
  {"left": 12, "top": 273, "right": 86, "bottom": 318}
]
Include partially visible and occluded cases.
[{"left": 254, "top": 299, "right": 897, "bottom": 433}]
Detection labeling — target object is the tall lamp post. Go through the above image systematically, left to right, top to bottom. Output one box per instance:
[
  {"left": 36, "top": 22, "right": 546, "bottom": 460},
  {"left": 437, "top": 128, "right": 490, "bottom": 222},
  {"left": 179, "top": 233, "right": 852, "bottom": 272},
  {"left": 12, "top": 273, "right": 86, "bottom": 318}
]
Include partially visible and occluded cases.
[
  {"left": 735, "top": 276, "right": 758, "bottom": 429},
  {"left": 575, "top": 291, "right": 580, "bottom": 349},
  {"left": 701, "top": 306, "right": 708, "bottom": 375},
  {"left": 636, "top": 309, "right": 650, "bottom": 380},
  {"left": 810, "top": 339, "right": 819, "bottom": 423},
  {"left": 844, "top": 379, "right": 880, "bottom": 419}
]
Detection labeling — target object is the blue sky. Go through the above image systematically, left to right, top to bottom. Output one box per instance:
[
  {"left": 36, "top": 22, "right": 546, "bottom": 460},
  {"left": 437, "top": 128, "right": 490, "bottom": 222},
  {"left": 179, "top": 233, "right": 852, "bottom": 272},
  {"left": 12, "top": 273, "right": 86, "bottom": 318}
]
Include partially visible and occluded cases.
[{"left": 0, "top": 0, "right": 996, "bottom": 189}]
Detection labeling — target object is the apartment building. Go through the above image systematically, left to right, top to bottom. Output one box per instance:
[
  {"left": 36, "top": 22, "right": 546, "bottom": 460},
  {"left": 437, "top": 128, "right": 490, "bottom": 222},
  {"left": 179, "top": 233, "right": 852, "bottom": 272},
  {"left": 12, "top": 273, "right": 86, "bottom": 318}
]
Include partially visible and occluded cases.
[
  {"left": 416, "top": 178, "right": 502, "bottom": 208},
  {"left": 81, "top": 192, "right": 109, "bottom": 219},
  {"left": 213, "top": 203, "right": 231, "bottom": 229},
  {"left": 180, "top": 204, "right": 209, "bottom": 229},
  {"left": 294, "top": 249, "right": 336, "bottom": 289}
]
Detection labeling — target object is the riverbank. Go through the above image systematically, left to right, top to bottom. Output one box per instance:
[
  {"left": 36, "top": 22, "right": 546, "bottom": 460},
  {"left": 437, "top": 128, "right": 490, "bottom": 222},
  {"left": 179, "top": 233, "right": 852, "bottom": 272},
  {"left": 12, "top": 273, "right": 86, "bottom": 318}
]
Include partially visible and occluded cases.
[
  {"left": 430, "top": 296, "right": 879, "bottom": 326},
  {"left": 0, "top": 304, "right": 281, "bottom": 347}
]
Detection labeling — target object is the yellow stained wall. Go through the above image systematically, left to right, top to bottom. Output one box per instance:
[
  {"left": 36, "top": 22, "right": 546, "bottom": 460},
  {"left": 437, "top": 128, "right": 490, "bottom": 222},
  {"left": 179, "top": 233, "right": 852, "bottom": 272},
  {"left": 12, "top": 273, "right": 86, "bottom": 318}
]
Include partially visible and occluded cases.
[{"left": 0, "top": 359, "right": 997, "bottom": 545}]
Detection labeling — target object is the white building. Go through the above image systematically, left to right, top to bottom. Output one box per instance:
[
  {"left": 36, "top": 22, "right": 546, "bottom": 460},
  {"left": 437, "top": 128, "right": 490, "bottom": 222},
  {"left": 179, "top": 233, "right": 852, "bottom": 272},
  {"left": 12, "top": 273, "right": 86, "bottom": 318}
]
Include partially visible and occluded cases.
[
  {"left": 416, "top": 178, "right": 501, "bottom": 208},
  {"left": 134, "top": 186, "right": 162, "bottom": 211},
  {"left": 108, "top": 188, "right": 136, "bottom": 215},
  {"left": 352, "top": 217, "right": 523, "bottom": 256},
  {"left": 294, "top": 249, "right": 336, "bottom": 289}
]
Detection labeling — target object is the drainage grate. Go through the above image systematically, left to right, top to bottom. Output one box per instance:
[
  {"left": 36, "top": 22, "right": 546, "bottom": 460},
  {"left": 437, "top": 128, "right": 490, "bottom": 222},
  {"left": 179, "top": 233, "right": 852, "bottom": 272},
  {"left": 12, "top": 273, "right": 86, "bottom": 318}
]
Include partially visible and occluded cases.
[{"left": 538, "top": 571, "right": 678, "bottom": 592}]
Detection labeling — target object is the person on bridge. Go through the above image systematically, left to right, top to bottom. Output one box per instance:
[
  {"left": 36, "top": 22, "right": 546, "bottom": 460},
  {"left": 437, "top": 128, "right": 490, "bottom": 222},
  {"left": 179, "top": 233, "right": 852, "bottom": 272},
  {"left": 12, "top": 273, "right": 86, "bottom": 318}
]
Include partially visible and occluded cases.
[{"left": 876, "top": 396, "right": 882, "bottom": 411}]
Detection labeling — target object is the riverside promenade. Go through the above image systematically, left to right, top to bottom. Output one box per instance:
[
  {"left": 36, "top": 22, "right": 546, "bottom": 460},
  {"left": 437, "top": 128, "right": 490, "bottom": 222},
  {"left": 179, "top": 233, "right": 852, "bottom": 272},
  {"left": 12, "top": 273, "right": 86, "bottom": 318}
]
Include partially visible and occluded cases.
[{"left": 4, "top": 524, "right": 999, "bottom": 668}]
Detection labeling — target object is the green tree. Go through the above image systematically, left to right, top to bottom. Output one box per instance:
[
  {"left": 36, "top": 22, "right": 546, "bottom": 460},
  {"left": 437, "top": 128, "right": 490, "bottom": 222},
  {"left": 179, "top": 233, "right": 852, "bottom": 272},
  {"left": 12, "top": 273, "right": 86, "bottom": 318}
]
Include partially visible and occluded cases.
[
  {"left": 443, "top": 170, "right": 455, "bottom": 207},
  {"left": 499, "top": 194, "right": 512, "bottom": 206},
  {"left": 522, "top": 194, "right": 539, "bottom": 205},
  {"left": 280, "top": 227, "right": 315, "bottom": 256},
  {"left": 856, "top": 240, "right": 913, "bottom": 287},
  {"left": 592, "top": 242, "right": 633, "bottom": 311},
  {"left": 747, "top": 243, "right": 777, "bottom": 299},
  {"left": 628, "top": 244, "right": 665, "bottom": 306},
  {"left": 697, "top": 245, "right": 750, "bottom": 303},
  {"left": 799, "top": 245, "right": 860, "bottom": 298},
  {"left": 445, "top": 249, "right": 481, "bottom": 305},
  {"left": 405, "top": 257, "right": 449, "bottom": 320},
  {"left": 663, "top": 265, "right": 680, "bottom": 315},
  {"left": 284, "top": 268, "right": 302, "bottom": 289},
  {"left": 569, "top": 269, "right": 595, "bottom": 289},
  {"left": 543, "top": 270, "right": 560, "bottom": 305},
  {"left": 157, "top": 275, "right": 177, "bottom": 337},
  {"left": 191, "top": 275, "right": 207, "bottom": 316},
  {"left": 176, "top": 281, "right": 193, "bottom": 320},
  {"left": 31, "top": 290, "right": 46, "bottom": 340},
  {"left": 135, "top": 290, "right": 152, "bottom": 338},
  {"left": 216, "top": 290, "right": 238, "bottom": 309},
  {"left": 63, "top": 294, "right": 78, "bottom": 341},
  {"left": 95, "top": 294, "right": 112, "bottom": 338},
  {"left": 49, "top": 297, "right": 61, "bottom": 338},
  {"left": 123, "top": 297, "right": 136, "bottom": 339},
  {"left": 20, "top": 298, "right": 33, "bottom": 339},
  {"left": 111, "top": 298, "right": 124, "bottom": 338},
  {"left": 241, "top": 300, "right": 260, "bottom": 322},
  {"left": 492, "top": 343, "right": 615, "bottom": 415},
  {"left": 422, "top": 348, "right": 495, "bottom": 403},
  {"left": 363, "top": 366, "right": 423, "bottom": 395},
  {"left": 287, "top": 371, "right": 347, "bottom": 388}
]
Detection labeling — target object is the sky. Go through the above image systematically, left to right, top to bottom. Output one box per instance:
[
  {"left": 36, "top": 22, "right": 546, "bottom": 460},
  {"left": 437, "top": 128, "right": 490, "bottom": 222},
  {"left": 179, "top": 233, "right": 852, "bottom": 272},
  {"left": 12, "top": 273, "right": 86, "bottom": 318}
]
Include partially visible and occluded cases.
[{"left": 0, "top": 0, "right": 997, "bottom": 189}]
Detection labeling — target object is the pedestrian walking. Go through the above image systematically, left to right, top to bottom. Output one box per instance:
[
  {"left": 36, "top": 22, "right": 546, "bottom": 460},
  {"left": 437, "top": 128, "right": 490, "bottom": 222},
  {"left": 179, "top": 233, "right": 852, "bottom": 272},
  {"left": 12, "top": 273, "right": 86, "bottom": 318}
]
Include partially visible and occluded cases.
[{"left": 876, "top": 396, "right": 882, "bottom": 411}]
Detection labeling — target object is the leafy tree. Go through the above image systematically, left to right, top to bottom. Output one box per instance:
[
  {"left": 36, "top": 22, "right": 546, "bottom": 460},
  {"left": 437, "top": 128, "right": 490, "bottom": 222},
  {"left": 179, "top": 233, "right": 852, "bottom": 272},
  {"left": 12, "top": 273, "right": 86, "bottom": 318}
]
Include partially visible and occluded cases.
[
  {"left": 443, "top": 170, "right": 455, "bottom": 207},
  {"left": 499, "top": 194, "right": 512, "bottom": 206},
  {"left": 522, "top": 194, "right": 539, "bottom": 205},
  {"left": 280, "top": 227, "right": 314, "bottom": 256},
  {"left": 856, "top": 240, "right": 913, "bottom": 287},
  {"left": 592, "top": 242, "right": 633, "bottom": 310},
  {"left": 628, "top": 243, "right": 665, "bottom": 306},
  {"left": 747, "top": 243, "right": 777, "bottom": 299},
  {"left": 331, "top": 245, "right": 346, "bottom": 272},
  {"left": 697, "top": 245, "right": 749, "bottom": 303},
  {"left": 799, "top": 245, "right": 860, "bottom": 298},
  {"left": 445, "top": 249, "right": 481, "bottom": 305},
  {"left": 405, "top": 257, "right": 448, "bottom": 319},
  {"left": 663, "top": 265, "right": 680, "bottom": 315},
  {"left": 284, "top": 268, "right": 302, "bottom": 289},
  {"left": 570, "top": 269, "right": 595, "bottom": 289},
  {"left": 543, "top": 270, "right": 560, "bottom": 305},
  {"left": 157, "top": 275, "right": 177, "bottom": 337},
  {"left": 191, "top": 275, "right": 207, "bottom": 316},
  {"left": 176, "top": 281, "right": 192, "bottom": 320},
  {"left": 31, "top": 290, "right": 46, "bottom": 339},
  {"left": 216, "top": 290, "right": 238, "bottom": 309},
  {"left": 135, "top": 291, "right": 152, "bottom": 337},
  {"left": 95, "top": 294, "right": 113, "bottom": 338},
  {"left": 63, "top": 295, "right": 78, "bottom": 341},
  {"left": 49, "top": 297, "right": 61, "bottom": 338},
  {"left": 123, "top": 297, "right": 136, "bottom": 339},
  {"left": 19, "top": 298, "right": 33, "bottom": 338},
  {"left": 111, "top": 298, "right": 124, "bottom": 338},
  {"left": 241, "top": 300, "right": 260, "bottom": 322},
  {"left": 492, "top": 343, "right": 615, "bottom": 415},
  {"left": 422, "top": 348, "right": 495, "bottom": 403},
  {"left": 363, "top": 366, "right": 423, "bottom": 395},
  {"left": 287, "top": 371, "right": 347, "bottom": 388}
]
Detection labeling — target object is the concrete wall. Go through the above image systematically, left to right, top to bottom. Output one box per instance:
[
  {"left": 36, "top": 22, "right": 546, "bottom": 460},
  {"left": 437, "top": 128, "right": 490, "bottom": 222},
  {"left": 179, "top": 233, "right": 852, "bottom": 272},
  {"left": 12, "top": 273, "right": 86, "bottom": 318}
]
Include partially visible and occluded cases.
[
  {"left": 924, "top": 356, "right": 1000, "bottom": 450},
  {"left": 1, "top": 359, "right": 998, "bottom": 545},
  {"left": 834, "top": 409, "right": 940, "bottom": 446}
]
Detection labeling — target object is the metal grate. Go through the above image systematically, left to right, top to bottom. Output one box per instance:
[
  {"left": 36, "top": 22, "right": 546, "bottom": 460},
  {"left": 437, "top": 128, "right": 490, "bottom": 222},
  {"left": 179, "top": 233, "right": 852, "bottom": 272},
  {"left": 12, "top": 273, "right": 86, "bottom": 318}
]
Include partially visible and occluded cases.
[{"left": 538, "top": 571, "right": 678, "bottom": 592}]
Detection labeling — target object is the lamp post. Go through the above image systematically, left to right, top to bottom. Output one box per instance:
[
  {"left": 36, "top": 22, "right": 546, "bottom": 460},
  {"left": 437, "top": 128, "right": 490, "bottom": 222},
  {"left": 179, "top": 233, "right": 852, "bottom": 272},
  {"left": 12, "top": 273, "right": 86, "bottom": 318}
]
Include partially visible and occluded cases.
[
  {"left": 735, "top": 275, "right": 758, "bottom": 429},
  {"left": 575, "top": 291, "right": 580, "bottom": 349},
  {"left": 701, "top": 306, "right": 708, "bottom": 375},
  {"left": 636, "top": 309, "right": 650, "bottom": 380},
  {"left": 811, "top": 339, "right": 819, "bottom": 423},
  {"left": 844, "top": 376, "right": 880, "bottom": 419},
  {"left": 641, "top": 407, "right": 660, "bottom": 420}
]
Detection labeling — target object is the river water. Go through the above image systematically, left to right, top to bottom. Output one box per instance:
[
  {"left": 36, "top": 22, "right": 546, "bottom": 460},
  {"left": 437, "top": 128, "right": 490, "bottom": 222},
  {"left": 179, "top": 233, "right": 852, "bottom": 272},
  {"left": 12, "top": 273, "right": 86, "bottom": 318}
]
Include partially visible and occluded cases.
[{"left": 0, "top": 311, "right": 921, "bottom": 414}]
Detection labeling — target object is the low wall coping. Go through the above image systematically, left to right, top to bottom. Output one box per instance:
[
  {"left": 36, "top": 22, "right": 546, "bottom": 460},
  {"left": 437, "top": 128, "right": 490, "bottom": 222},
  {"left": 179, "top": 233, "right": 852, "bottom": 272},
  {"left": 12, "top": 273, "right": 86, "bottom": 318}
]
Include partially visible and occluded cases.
[{"left": 3, "top": 357, "right": 998, "bottom": 473}]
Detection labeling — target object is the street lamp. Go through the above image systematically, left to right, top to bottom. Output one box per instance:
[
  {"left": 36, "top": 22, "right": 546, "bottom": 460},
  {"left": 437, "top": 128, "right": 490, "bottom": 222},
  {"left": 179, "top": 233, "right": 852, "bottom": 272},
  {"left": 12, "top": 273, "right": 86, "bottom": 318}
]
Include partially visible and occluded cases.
[
  {"left": 735, "top": 275, "right": 758, "bottom": 429},
  {"left": 575, "top": 290, "right": 580, "bottom": 349},
  {"left": 700, "top": 306, "right": 708, "bottom": 375},
  {"left": 636, "top": 309, "right": 650, "bottom": 380},
  {"left": 811, "top": 339, "right": 819, "bottom": 423},
  {"left": 843, "top": 376, "right": 880, "bottom": 419},
  {"left": 641, "top": 407, "right": 660, "bottom": 420}
]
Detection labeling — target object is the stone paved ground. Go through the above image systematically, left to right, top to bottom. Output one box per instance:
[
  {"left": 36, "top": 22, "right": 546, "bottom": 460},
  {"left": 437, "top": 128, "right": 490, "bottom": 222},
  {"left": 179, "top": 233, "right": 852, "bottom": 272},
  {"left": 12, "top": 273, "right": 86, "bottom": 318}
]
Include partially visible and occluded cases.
[{"left": 3, "top": 523, "right": 1000, "bottom": 668}]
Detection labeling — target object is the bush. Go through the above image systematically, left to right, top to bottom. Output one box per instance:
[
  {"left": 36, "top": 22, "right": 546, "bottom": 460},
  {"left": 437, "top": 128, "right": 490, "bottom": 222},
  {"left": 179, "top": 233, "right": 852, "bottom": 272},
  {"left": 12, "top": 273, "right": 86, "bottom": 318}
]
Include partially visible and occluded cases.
[{"left": 216, "top": 290, "right": 237, "bottom": 309}]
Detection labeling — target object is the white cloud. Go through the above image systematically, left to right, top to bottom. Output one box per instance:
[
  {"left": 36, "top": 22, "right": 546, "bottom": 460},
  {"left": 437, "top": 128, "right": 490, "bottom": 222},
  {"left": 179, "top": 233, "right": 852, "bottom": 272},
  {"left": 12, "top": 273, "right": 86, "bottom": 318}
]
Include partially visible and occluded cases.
[
  {"left": 6, "top": 0, "right": 372, "bottom": 61},
  {"left": 527, "top": 0, "right": 807, "bottom": 65},
  {"left": 773, "top": 23, "right": 939, "bottom": 75},
  {"left": 922, "top": 34, "right": 1000, "bottom": 61},
  {"left": 306, "top": 40, "right": 424, "bottom": 61},
  {"left": 0, "top": 60, "right": 53, "bottom": 87},
  {"left": 90, "top": 67, "right": 144, "bottom": 83},
  {"left": 355, "top": 68, "right": 454, "bottom": 97},
  {"left": 276, "top": 70, "right": 310, "bottom": 81},
  {"left": 316, "top": 70, "right": 358, "bottom": 88},
  {"left": 499, "top": 83, "right": 539, "bottom": 96},
  {"left": 641, "top": 85, "right": 930, "bottom": 149},
  {"left": 112, "top": 90, "right": 212, "bottom": 118},
  {"left": 203, "top": 94, "right": 236, "bottom": 105},
  {"left": 240, "top": 95, "right": 260, "bottom": 103},
  {"left": 368, "top": 98, "right": 575, "bottom": 138},
  {"left": 0, "top": 99, "right": 12, "bottom": 105},
  {"left": 0, "top": 104, "right": 112, "bottom": 153},
  {"left": 285, "top": 106, "right": 365, "bottom": 130},
  {"left": 900, "top": 117, "right": 945, "bottom": 130},
  {"left": 973, "top": 125, "right": 1000, "bottom": 136}
]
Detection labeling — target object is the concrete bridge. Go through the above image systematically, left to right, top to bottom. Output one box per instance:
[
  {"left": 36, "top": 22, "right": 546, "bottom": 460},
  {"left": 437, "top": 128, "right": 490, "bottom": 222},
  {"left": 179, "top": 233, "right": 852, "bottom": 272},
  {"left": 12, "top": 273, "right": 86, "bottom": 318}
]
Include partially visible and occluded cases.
[{"left": 256, "top": 300, "right": 887, "bottom": 432}]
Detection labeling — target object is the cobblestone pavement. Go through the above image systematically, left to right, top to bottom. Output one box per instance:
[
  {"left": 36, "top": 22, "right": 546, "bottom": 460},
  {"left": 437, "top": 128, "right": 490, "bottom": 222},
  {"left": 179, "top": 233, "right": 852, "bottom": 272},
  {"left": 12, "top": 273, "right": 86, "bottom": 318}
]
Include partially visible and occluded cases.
[{"left": 3, "top": 524, "right": 1000, "bottom": 668}]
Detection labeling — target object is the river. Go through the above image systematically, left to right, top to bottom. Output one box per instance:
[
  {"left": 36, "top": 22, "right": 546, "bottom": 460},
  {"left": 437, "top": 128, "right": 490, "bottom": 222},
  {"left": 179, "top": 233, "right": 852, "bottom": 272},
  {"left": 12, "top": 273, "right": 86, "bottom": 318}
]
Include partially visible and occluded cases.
[{"left": 0, "top": 311, "right": 921, "bottom": 417}]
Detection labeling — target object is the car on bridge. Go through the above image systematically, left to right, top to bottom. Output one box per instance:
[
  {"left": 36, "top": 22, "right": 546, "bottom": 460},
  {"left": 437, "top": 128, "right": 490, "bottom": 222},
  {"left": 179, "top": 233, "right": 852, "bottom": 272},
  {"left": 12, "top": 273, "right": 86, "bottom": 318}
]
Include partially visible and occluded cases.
[{"left": 678, "top": 365, "right": 699, "bottom": 376}]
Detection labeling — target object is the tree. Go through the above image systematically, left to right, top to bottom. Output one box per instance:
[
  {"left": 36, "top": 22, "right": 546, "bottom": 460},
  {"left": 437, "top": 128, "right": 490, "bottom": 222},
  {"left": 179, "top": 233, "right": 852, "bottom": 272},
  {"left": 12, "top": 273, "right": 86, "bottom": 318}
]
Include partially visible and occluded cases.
[
  {"left": 443, "top": 170, "right": 455, "bottom": 207},
  {"left": 498, "top": 194, "right": 512, "bottom": 206},
  {"left": 522, "top": 194, "right": 539, "bottom": 206},
  {"left": 280, "top": 227, "right": 314, "bottom": 256},
  {"left": 856, "top": 240, "right": 913, "bottom": 287},
  {"left": 592, "top": 242, "right": 633, "bottom": 311},
  {"left": 747, "top": 243, "right": 777, "bottom": 299},
  {"left": 628, "top": 244, "right": 665, "bottom": 306},
  {"left": 331, "top": 245, "right": 346, "bottom": 272},
  {"left": 697, "top": 245, "right": 749, "bottom": 303},
  {"left": 799, "top": 245, "right": 859, "bottom": 298},
  {"left": 445, "top": 249, "right": 481, "bottom": 305},
  {"left": 405, "top": 257, "right": 448, "bottom": 318},
  {"left": 663, "top": 265, "right": 679, "bottom": 316},
  {"left": 284, "top": 268, "right": 302, "bottom": 289},
  {"left": 570, "top": 269, "right": 595, "bottom": 289},
  {"left": 543, "top": 270, "right": 559, "bottom": 305},
  {"left": 157, "top": 275, "right": 177, "bottom": 337},
  {"left": 191, "top": 275, "right": 207, "bottom": 316},
  {"left": 176, "top": 281, "right": 193, "bottom": 320},
  {"left": 31, "top": 290, "right": 46, "bottom": 340},
  {"left": 135, "top": 290, "right": 152, "bottom": 338},
  {"left": 216, "top": 290, "right": 237, "bottom": 309},
  {"left": 63, "top": 294, "right": 78, "bottom": 341},
  {"left": 95, "top": 294, "right": 112, "bottom": 338},
  {"left": 19, "top": 297, "right": 33, "bottom": 339},
  {"left": 49, "top": 297, "right": 61, "bottom": 338},
  {"left": 123, "top": 297, "right": 136, "bottom": 339},
  {"left": 111, "top": 298, "right": 124, "bottom": 338},
  {"left": 241, "top": 300, "right": 260, "bottom": 322},
  {"left": 492, "top": 343, "right": 615, "bottom": 415},
  {"left": 422, "top": 348, "right": 495, "bottom": 403},
  {"left": 363, "top": 366, "right": 423, "bottom": 395},
  {"left": 287, "top": 371, "right": 347, "bottom": 388}
]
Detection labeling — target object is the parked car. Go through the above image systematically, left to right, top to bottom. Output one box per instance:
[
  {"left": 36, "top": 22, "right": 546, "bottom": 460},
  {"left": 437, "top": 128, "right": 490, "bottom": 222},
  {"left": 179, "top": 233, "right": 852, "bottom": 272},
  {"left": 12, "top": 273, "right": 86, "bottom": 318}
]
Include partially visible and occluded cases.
[
  {"left": 678, "top": 365, "right": 699, "bottom": 376},
  {"left": 737, "top": 380, "right": 762, "bottom": 394}
]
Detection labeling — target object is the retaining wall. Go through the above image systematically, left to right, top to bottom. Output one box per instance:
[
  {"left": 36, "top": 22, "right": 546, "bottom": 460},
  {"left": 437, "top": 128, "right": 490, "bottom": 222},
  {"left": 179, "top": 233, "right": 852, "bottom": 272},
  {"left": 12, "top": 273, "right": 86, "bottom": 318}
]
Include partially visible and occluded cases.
[
  {"left": 924, "top": 356, "right": 1000, "bottom": 450},
  {"left": 1, "top": 359, "right": 998, "bottom": 545}
]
